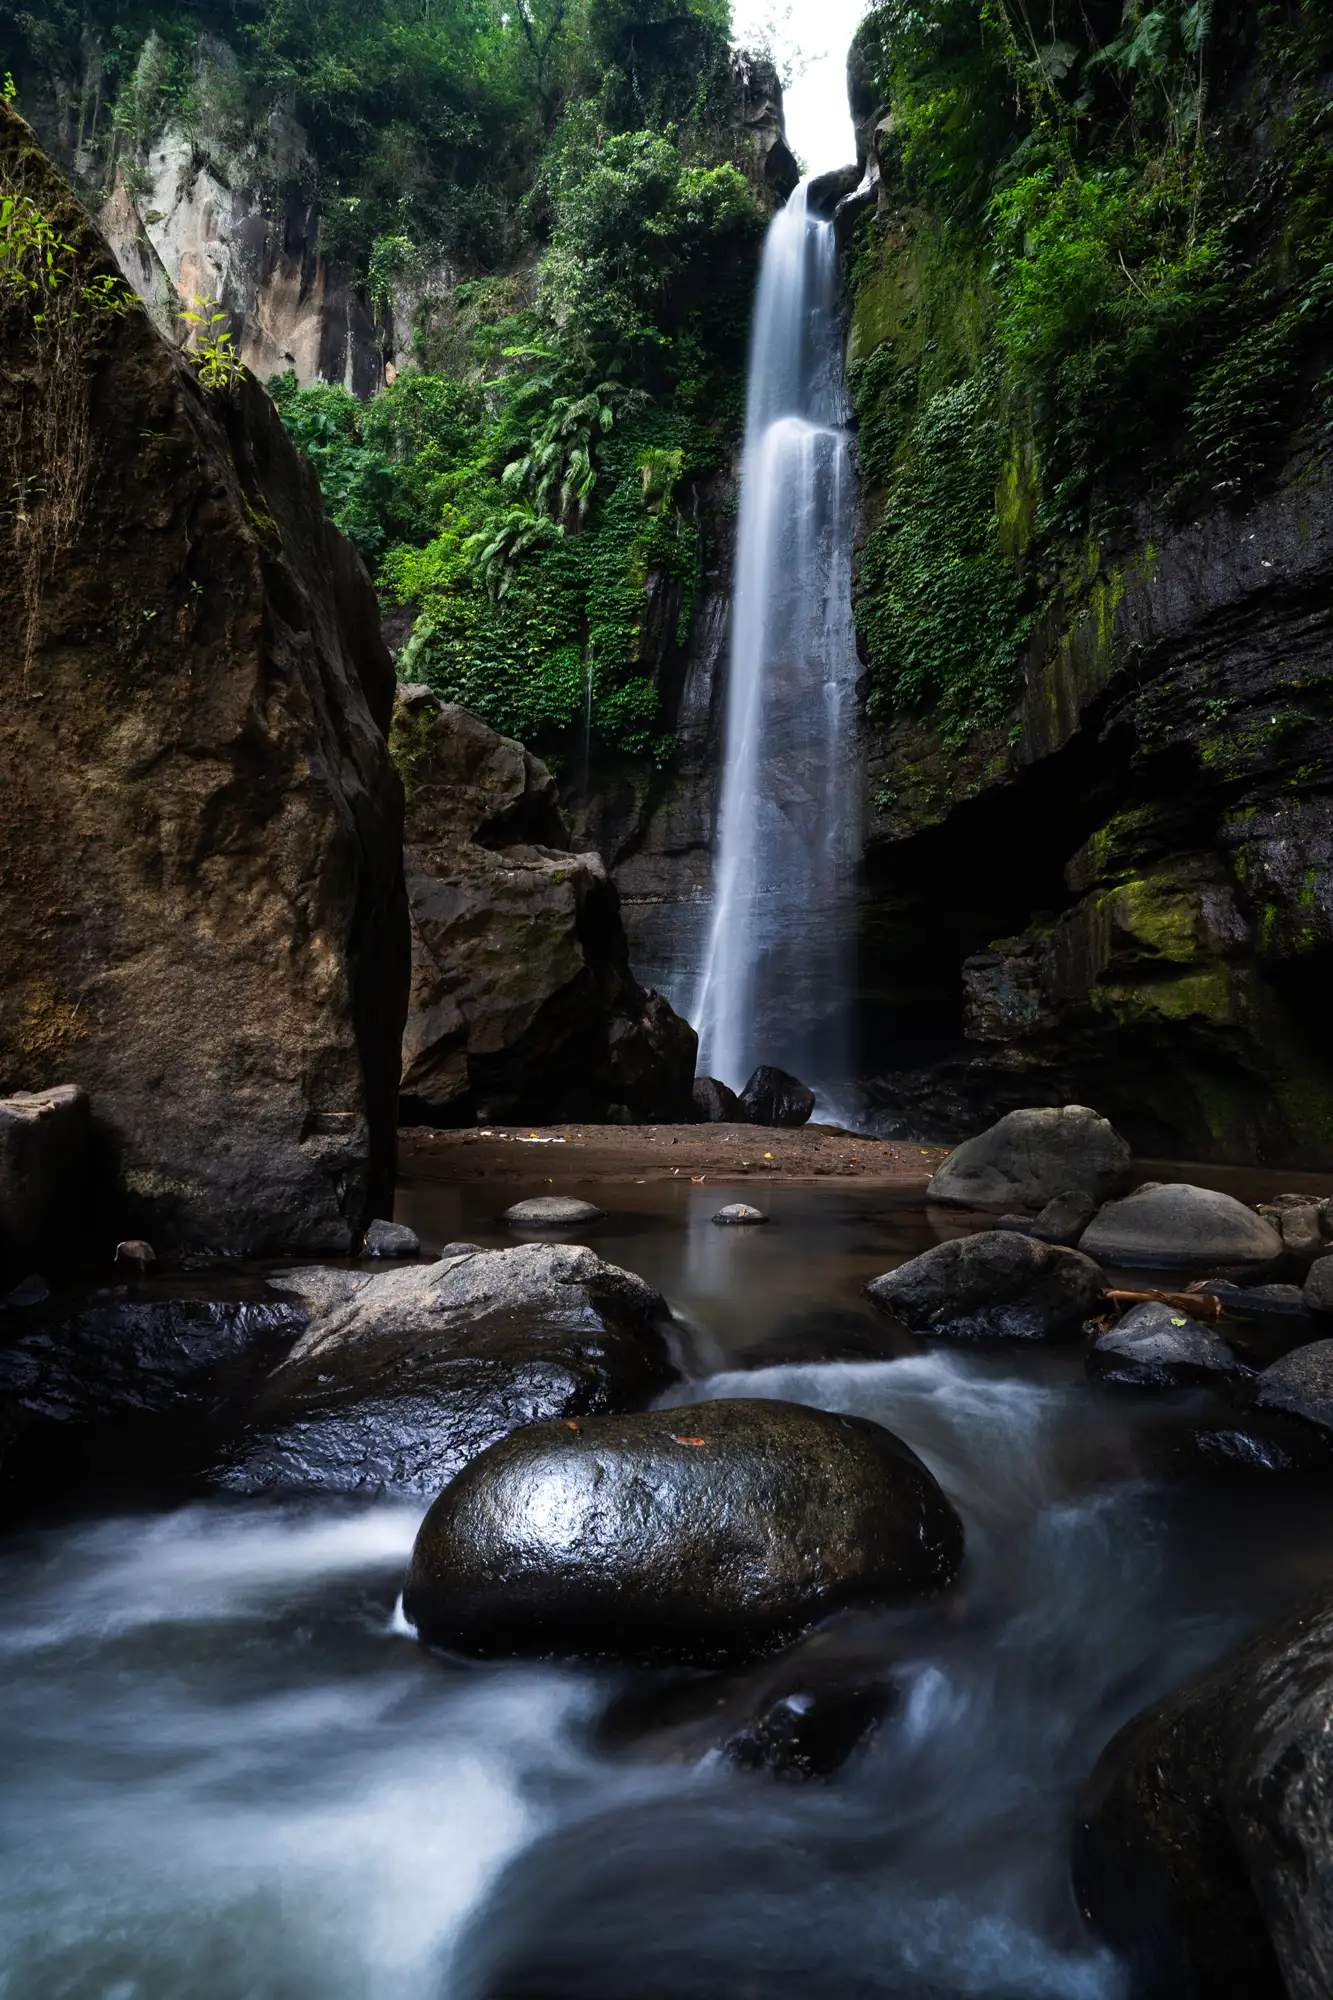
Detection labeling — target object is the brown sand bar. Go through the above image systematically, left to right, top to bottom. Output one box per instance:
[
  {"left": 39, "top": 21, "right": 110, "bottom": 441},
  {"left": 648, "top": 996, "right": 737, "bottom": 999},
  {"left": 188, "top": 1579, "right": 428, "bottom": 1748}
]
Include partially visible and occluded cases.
[{"left": 400, "top": 1123, "right": 948, "bottom": 1186}]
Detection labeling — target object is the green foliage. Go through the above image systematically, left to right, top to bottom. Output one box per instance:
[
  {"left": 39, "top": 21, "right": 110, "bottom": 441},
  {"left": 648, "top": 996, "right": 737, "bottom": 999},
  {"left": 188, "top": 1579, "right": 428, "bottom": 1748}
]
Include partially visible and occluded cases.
[
  {"left": 849, "top": 0, "right": 1333, "bottom": 743},
  {"left": 181, "top": 293, "right": 244, "bottom": 391},
  {"left": 855, "top": 371, "right": 1033, "bottom": 743}
]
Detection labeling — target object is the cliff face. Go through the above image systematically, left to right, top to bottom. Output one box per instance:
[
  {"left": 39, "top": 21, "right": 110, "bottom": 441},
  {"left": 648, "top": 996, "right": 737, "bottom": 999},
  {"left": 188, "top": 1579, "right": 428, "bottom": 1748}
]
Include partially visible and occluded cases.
[
  {"left": 844, "top": 10, "right": 1333, "bottom": 1167},
  {"left": 0, "top": 101, "right": 409, "bottom": 1250}
]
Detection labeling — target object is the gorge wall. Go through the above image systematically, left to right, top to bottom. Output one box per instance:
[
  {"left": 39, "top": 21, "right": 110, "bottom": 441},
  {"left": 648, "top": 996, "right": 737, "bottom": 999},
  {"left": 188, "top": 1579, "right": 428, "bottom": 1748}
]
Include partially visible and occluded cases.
[
  {"left": 840, "top": 3, "right": 1333, "bottom": 1167},
  {"left": 0, "top": 99, "right": 409, "bottom": 1251}
]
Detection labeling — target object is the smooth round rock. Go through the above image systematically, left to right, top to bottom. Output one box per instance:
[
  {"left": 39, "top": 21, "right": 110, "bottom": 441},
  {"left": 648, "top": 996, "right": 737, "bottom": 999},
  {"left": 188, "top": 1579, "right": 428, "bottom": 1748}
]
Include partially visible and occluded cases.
[
  {"left": 927, "top": 1105, "right": 1130, "bottom": 1211},
  {"left": 1081, "top": 1182, "right": 1282, "bottom": 1269},
  {"left": 503, "top": 1196, "right": 605, "bottom": 1227},
  {"left": 712, "top": 1203, "right": 768, "bottom": 1226},
  {"left": 362, "top": 1218, "right": 420, "bottom": 1258},
  {"left": 867, "top": 1229, "right": 1103, "bottom": 1341},
  {"left": 114, "top": 1238, "right": 156, "bottom": 1271},
  {"left": 1087, "top": 1300, "right": 1249, "bottom": 1390},
  {"left": 403, "top": 1398, "right": 964, "bottom": 1666}
]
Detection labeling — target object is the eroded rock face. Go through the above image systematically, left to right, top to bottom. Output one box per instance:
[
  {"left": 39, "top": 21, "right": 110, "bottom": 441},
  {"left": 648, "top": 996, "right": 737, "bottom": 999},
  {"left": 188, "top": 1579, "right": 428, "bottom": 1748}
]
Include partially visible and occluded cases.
[
  {"left": 0, "top": 104, "right": 409, "bottom": 1254},
  {"left": 395, "top": 689, "right": 696, "bottom": 1126},
  {"left": 926, "top": 1105, "right": 1130, "bottom": 1211},
  {"left": 1081, "top": 1183, "right": 1282, "bottom": 1270},
  {"left": 867, "top": 1229, "right": 1103, "bottom": 1341},
  {"left": 217, "top": 1243, "right": 676, "bottom": 1495},
  {"left": 403, "top": 1398, "right": 963, "bottom": 1664},
  {"left": 1073, "top": 1593, "right": 1333, "bottom": 1999}
]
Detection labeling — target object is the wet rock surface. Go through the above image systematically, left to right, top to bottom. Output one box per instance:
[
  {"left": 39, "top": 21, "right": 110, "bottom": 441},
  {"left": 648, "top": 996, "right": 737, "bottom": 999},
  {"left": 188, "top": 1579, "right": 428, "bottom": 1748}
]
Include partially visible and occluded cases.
[
  {"left": 395, "top": 688, "right": 696, "bottom": 1127},
  {"left": 738, "top": 1067, "right": 815, "bottom": 1128},
  {"left": 692, "top": 1076, "right": 741, "bottom": 1123},
  {"left": 926, "top": 1106, "right": 1130, "bottom": 1212},
  {"left": 1081, "top": 1182, "right": 1283, "bottom": 1270},
  {"left": 996, "top": 1189, "right": 1098, "bottom": 1244},
  {"left": 362, "top": 1219, "right": 420, "bottom": 1258},
  {"left": 867, "top": 1229, "right": 1104, "bottom": 1341},
  {"left": 217, "top": 1244, "right": 675, "bottom": 1496},
  {"left": 1307, "top": 1255, "right": 1333, "bottom": 1316},
  {"left": 0, "top": 1288, "right": 306, "bottom": 1503},
  {"left": 1088, "top": 1301, "right": 1250, "bottom": 1390},
  {"left": 1254, "top": 1338, "right": 1333, "bottom": 1437},
  {"left": 403, "top": 1398, "right": 963, "bottom": 1665},
  {"left": 1074, "top": 1592, "right": 1333, "bottom": 1999}
]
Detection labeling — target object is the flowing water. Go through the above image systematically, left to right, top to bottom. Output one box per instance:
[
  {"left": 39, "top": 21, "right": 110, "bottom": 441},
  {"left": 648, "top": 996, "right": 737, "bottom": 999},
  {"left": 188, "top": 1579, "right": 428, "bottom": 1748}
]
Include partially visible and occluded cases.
[
  {"left": 692, "top": 181, "right": 861, "bottom": 1101},
  {"left": 5, "top": 1181, "right": 1333, "bottom": 1999}
]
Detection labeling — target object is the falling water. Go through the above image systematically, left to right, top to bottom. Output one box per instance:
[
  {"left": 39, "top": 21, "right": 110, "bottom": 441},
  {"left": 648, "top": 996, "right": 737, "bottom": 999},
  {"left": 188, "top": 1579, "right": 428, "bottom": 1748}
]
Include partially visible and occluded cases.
[{"left": 692, "top": 179, "right": 861, "bottom": 1099}]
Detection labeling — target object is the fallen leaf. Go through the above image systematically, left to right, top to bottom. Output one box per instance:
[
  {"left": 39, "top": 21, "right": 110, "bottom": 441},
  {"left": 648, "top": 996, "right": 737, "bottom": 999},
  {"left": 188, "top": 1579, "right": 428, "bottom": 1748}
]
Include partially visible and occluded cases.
[
  {"left": 562, "top": 1420, "right": 580, "bottom": 1432},
  {"left": 670, "top": 1435, "right": 707, "bottom": 1447}
]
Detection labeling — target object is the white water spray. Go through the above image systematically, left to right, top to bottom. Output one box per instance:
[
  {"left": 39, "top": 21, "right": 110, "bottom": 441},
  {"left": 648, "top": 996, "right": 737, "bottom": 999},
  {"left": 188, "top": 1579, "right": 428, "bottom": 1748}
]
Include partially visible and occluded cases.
[{"left": 692, "top": 180, "right": 860, "bottom": 1096}]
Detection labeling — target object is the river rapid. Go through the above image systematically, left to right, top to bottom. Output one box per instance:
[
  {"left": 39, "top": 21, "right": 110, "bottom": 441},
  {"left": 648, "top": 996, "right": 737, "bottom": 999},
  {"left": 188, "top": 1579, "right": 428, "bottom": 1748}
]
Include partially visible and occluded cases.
[{"left": 3, "top": 1182, "right": 1333, "bottom": 2000}]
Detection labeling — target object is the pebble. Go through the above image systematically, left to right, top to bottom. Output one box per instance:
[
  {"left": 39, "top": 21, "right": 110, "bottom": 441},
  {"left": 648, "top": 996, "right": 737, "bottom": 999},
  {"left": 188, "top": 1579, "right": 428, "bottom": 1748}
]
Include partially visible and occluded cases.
[
  {"left": 712, "top": 1203, "right": 769, "bottom": 1226},
  {"left": 362, "top": 1219, "right": 420, "bottom": 1258},
  {"left": 114, "top": 1239, "right": 156, "bottom": 1271}
]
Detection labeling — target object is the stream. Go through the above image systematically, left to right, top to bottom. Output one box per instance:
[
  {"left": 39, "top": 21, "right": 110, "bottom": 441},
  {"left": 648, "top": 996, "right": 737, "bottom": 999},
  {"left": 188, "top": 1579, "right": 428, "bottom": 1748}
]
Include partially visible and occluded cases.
[{"left": 4, "top": 1181, "right": 1333, "bottom": 1998}]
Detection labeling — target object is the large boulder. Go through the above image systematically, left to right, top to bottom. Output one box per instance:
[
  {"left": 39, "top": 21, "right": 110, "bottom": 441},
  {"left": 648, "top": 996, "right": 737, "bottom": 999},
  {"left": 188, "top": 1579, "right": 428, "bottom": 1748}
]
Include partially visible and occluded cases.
[
  {"left": 0, "top": 103, "right": 409, "bottom": 1254},
  {"left": 394, "top": 687, "right": 696, "bottom": 1126},
  {"left": 738, "top": 1066, "right": 815, "bottom": 1128},
  {"left": 693, "top": 1075, "right": 741, "bottom": 1123},
  {"left": 0, "top": 1086, "right": 89, "bottom": 1275},
  {"left": 926, "top": 1106, "right": 1130, "bottom": 1211},
  {"left": 1081, "top": 1182, "right": 1283, "bottom": 1269},
  {"left": 867, "top": 1230, "right": 1103, "bottom": 1341},
  {"left": 216, "top": 1243, "right": 676, "bottom": 1495},
  {"left": 1087, "top": 1300, "right": 1250, "bottom": 1390},
  {"left": 403, "top": 1399, "right": 963, "bottom": 1664},
  {"left": 1073, "top": 1593, "right": 1333, "bottom": 1999}
]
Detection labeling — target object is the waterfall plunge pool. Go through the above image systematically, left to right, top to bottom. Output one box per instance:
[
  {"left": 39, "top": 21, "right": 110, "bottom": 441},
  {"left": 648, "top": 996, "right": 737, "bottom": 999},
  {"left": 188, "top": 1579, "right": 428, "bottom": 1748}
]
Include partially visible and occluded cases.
[{"left": 3, "top": 1182, "right": 1333, "bottom": 1999}]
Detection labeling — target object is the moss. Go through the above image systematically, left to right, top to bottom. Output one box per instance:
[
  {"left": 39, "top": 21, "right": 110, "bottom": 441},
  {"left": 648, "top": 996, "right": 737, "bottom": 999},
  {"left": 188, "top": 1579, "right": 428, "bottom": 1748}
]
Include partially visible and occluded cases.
[{"left": 387, "top": 700, "right": 438, "bottom": 803}]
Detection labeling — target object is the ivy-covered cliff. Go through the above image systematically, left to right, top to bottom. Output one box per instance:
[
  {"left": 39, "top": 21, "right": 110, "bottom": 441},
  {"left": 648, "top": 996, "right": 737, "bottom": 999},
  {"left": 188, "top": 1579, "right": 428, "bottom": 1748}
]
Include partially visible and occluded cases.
[{"left": 845, "top": 0, "right": 1333, "bottom": 1165}]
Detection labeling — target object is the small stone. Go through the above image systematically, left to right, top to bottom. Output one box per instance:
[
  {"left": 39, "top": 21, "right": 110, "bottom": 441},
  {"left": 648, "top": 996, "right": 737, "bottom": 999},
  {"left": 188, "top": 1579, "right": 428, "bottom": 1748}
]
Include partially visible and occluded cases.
[
  {"left": 503, "top": 1196, "right": 605, "bottom": 1227},
  {"left": 712, "top": 1203, "right": 769, "bottom": 1226},
  {"left": 1279, "top": 1206, "right": 1325, "bottom": 1257},
  {"left": 362, "top": 1219, "right": 420, "bottom": 1258},
  {"left": 114, "top": 1239, "right": 156, "bottom": 1272},
  {"left": 441, "top": 1241, "right": 483, "bottom": 1257},
  {"left": 1307, "top": 1256, "right": 1333, "bottom": 1317},
  {"left": 3, "top": 1273, "right": 50, "bottom": 1309}
]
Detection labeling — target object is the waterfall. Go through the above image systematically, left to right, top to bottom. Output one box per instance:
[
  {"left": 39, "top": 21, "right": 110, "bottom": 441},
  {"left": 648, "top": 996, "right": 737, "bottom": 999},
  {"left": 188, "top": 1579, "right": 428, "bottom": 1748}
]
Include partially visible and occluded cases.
[{"left": 692, "top": 179, "right": 861, "bottom": 1100}]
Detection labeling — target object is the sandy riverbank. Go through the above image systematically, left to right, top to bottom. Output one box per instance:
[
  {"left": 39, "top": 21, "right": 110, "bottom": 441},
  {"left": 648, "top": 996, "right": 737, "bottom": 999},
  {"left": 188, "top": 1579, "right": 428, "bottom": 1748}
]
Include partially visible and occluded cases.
[{"left": 399, "top": 1123, "right": 949, "bottom": 1186}]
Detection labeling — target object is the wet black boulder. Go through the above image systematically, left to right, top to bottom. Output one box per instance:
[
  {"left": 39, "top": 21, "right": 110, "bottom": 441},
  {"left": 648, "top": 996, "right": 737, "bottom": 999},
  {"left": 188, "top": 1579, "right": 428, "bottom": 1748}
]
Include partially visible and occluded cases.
[
  {"left": 738, "top": 1067, "right": 815, "bottom": 1128},
  {"left": 692, "top": 1076, "right": 741, "bottom": 1123},
  {"left": 867, "top": 1230, "right": 1103, "bottom": 1341},
  {"left": 216, "top": 1244, "right": 676, "bottom": 1497},
  {"left": 0, "top": 1288, "right": 305, "bottom": 1506},
  {"left": 1087, "top": 1301, "right": 1251, "bottom": 1390},
  {"left": 403, "top": 1398, "right": 963, "bottom": 1665},
  {"left": 1073, "top": 1591, "right": 1333, "bottom": 1999}
]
